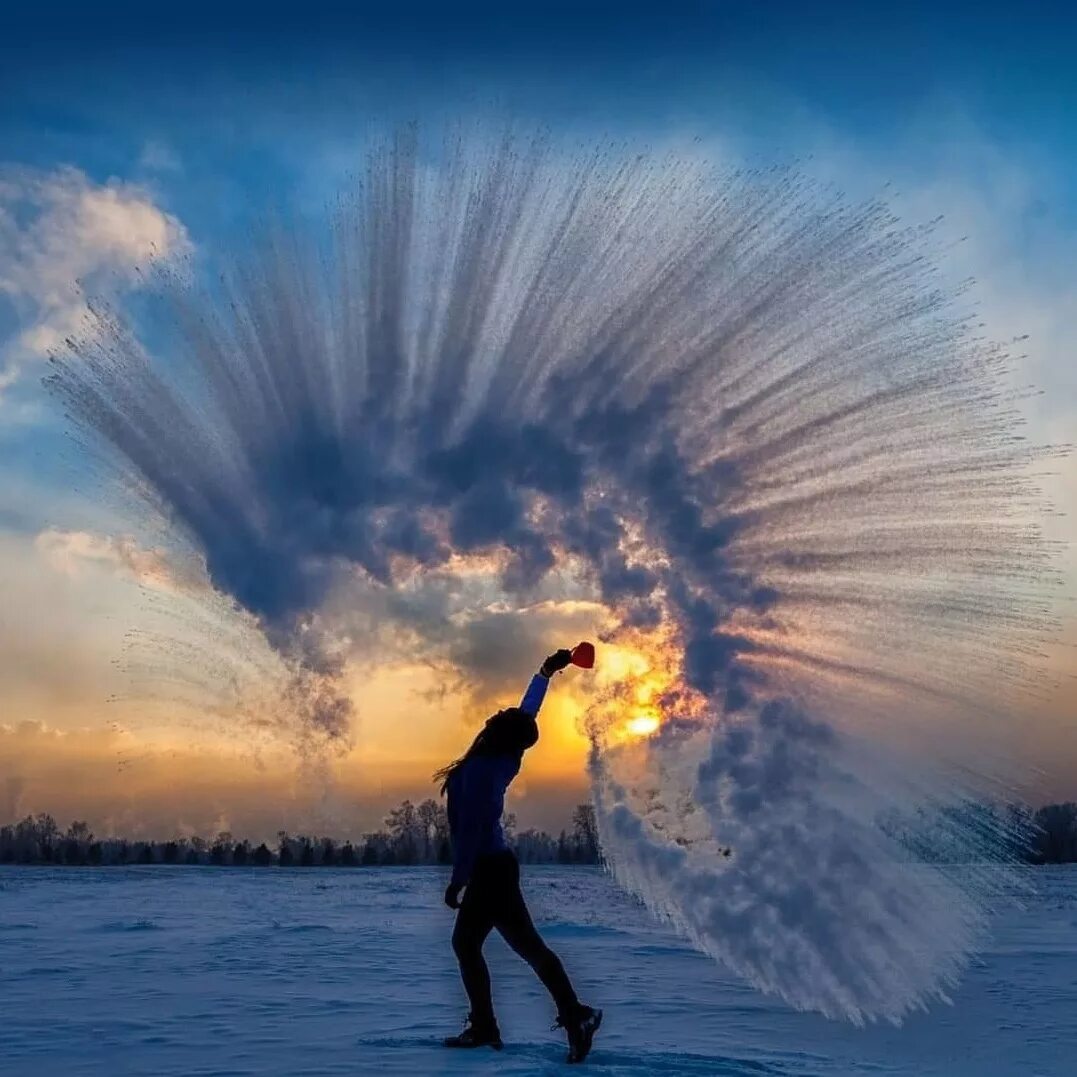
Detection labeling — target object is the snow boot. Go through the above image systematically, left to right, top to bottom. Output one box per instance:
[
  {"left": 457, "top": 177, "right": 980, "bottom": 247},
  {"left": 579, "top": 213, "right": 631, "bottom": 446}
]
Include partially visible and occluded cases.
[
  {"left": 555, "top": 1004, "right": 603, "bottom": 1064},
  {"left": 444, "top": 1014, "right": 503, "bottom": 1051}
]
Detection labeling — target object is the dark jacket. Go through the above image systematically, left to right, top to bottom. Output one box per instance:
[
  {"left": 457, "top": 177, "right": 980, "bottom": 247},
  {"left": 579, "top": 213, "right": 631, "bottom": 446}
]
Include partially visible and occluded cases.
[{"left": 446, "top": 674, "right": 549, "bottom": 886}]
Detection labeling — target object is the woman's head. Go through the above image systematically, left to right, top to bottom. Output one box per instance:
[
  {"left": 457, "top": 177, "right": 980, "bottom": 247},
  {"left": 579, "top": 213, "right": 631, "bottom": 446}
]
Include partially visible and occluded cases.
[
  {"left": 434, "top": 706, "right": 539, "bottom": 791},
  {"left": 480, "top": 707, "right": 539, "bottom": 753}
]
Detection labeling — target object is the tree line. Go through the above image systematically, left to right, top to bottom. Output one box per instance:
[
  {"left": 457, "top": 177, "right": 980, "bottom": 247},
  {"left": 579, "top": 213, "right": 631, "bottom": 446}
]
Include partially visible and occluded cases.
[
  {"left": 0, "top": 799, "right": 601, "bottom": 867},
  {"left": 4, "top": 800, "right": 1077, "bottom": 868},
  {"left": 876, "top": 800, "right": 1077, "bottom": 865}
]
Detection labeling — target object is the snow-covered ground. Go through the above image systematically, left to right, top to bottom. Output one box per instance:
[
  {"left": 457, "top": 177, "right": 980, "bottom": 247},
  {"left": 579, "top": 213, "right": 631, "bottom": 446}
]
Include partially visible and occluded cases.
[{"left": 1, "top": 865, "right": 1074, "bottom": 1075}]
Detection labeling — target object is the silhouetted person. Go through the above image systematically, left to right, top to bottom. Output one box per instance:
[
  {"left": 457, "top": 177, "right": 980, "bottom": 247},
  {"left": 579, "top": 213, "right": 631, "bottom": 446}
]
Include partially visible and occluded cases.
[{"left": 436, "top": 648, "right": 602, "bottom": 1064}]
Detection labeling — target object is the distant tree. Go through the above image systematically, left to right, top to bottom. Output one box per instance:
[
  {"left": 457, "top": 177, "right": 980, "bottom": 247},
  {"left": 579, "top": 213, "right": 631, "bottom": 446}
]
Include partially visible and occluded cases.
[
  {"left": 416, "top": 799, "right": 445, "bottom": 862},
  {"left": 385, "top": 800, "right": 420, "bottom": 864},
  {"left": 999, "top": 802, "right": 1035, "bottom": 862},
  {"left": 1032, "top": 802, "right": 1077, "bottom": 864},
  {"left": 571, "top": 803, "right": 599, "bottom": 863},
  {"left": 37, "top": 813, "right": 59, "bottom": 861},
  {"left": 6, "top": 814, "right": 60, "bottom": 862},
  {"left": 62, "top": 821, "right": 93, "bottom": 864},
  {"left": 515, "top": 827, "right": 556, "bottom": 863},
  {"left": 210, "top": 831, "right": 234, "bottom": 866},
  {"left": 278, "top": 831, "right": 295, "bottom": 867},
  {"left": 360, "top": 833, "right": 382, "bottom": 865},
  {"left": 437, "top": 833, "right": 452, "bottom": 865},
  {"left": 300, "top": 838, "right": 315, "bottom": 867},
  {"left": 320, "top": 838, "right": 337, "bottom": 866},
  {"left": 232, "top": 840, "right": 250, "bottom": 866},
  {"left": 162, "top": 841, "right": 180, "bottom": 865},
  {"left": 252, "top": 842, "right": 273, "bottom": 867},
  {"left": 339, "top": 842, "right": 358, "bottom": 867}
]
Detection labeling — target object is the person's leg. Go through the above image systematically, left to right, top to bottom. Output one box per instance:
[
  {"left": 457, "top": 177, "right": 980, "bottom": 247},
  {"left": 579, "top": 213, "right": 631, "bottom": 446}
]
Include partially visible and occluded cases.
[
  {"left": 490, "top": 851, "right": 603, "bottom": 1062},
  {"left": 491, "top": 853, "right": 581, "bottom": 1019},
  {"left": 451, "top": 872, "right": 497, "bottom": 1030}
]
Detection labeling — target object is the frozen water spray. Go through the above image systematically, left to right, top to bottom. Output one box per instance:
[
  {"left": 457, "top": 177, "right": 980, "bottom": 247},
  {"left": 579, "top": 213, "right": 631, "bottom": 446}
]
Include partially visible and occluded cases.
[{"left": 48, "top": 126, "right": 1062, "bottom": 1023}]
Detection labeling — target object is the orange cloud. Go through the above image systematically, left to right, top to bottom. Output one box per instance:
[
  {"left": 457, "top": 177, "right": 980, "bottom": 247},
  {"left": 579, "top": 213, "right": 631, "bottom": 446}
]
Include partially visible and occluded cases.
[{"left": 34, "top": 527, "right": 205, "bottom": 595}]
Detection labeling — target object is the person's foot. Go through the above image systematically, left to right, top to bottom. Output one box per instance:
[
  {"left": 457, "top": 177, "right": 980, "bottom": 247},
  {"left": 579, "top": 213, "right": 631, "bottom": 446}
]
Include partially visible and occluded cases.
[
  {"left": 555, "top": 1005, "right": 603, "bottom": 1064},
  {"left": 443, "top": 1014, "right": 503, "bottom": 1050}
]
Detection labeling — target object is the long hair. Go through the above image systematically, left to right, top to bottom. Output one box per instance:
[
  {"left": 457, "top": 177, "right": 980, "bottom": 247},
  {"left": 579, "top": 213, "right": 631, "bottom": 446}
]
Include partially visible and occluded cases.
[{"left": 434, "top": 707, "right": 539, "bottom": 793}]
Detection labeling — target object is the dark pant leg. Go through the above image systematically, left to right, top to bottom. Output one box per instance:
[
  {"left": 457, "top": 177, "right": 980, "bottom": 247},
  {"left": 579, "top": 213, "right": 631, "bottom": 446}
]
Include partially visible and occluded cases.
[
  {"left": 491, "top": 853, "right": 581, "bottom": 1019},
  {"left": 452, "top": 875, "right": 497, "bottom": 1026}
]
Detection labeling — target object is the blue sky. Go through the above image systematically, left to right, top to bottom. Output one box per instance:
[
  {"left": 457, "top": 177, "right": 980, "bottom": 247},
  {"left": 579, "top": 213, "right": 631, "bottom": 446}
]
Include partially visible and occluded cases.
[
  {"left": 1, "top": 3, "right": 1075, "bottom": 830},
  {"left": 3, "top": 3, "right": 1074, "bottom": 527},
  {"left": 3, "top": 4, "right": 1076, "bottom": 203}
]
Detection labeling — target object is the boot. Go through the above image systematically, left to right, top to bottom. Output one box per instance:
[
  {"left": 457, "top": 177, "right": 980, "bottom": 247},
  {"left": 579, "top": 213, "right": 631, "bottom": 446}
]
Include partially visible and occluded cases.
[
  {"left": 554, "top": 1004, "right": 603, "bottom": 1064},
  {"left": 443, "top": 1013, "right": 503, "bottom": 1050}
]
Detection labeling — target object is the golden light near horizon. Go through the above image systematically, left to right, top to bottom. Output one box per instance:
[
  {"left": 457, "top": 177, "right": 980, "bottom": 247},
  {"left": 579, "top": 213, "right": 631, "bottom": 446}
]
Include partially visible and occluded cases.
[
  {"left": 582, "top": 626, "right": 705, "bottom": 747},
  {"left": 626, "top": 714, "right": 660, "bottom": 737}
]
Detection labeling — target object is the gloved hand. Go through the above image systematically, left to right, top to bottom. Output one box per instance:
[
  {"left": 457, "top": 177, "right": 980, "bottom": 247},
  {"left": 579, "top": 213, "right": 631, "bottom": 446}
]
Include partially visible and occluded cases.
[
  {"left": 540, "top": 648, "right": 573, "bottom": 677},
  {"left": 444, "top": 882, "right": 463, "bottom": 909}
]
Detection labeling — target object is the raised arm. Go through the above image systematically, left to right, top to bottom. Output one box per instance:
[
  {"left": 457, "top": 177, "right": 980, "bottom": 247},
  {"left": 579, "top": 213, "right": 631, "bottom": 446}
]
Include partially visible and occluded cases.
[{"left": 519, "top": 649, "right": 574, "bottom": 717}]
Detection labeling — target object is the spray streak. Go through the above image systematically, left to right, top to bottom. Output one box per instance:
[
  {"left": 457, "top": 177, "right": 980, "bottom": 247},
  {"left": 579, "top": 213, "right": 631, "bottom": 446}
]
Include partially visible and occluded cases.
[{"left": 48, "top": 126, "right": 1061, "bottom": 1023}]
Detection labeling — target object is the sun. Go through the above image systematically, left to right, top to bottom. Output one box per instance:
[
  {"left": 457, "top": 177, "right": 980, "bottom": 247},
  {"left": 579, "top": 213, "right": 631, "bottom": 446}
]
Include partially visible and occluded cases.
[
  {"left": 583, "top": 627, "right": 702, "bottom": 745},
  {"left": 625, "top": 714, "right": 659, "bottom": 737}
]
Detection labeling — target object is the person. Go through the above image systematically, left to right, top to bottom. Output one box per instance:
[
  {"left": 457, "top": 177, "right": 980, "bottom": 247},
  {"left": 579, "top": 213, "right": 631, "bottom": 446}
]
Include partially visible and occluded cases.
[{"left": 435, "top": 647, "right": 602, "bottom": 1064}]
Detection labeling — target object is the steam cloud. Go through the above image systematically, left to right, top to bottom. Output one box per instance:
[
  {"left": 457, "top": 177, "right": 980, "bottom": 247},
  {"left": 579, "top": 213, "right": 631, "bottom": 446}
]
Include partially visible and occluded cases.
[{"left": 49, "top": 126, "right": 1059, "bottom": 1022}]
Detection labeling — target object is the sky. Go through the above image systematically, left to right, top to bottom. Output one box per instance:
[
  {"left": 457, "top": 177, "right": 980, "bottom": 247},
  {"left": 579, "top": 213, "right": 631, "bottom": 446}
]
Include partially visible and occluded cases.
[{"left": 1, "top": 2, "right": 1075, "bottom": 842}]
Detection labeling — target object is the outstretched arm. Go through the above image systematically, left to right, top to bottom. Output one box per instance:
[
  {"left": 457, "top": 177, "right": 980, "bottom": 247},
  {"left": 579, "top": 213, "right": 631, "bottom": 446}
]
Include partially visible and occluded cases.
[{"left": 519, "top": 648, "right": 573, "bottom": 717}]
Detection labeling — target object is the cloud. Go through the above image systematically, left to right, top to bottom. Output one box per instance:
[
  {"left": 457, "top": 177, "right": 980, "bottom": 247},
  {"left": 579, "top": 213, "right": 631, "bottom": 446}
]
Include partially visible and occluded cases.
[
  {"left": 782, "top": 106, "right": 1077, "bottom": 606},
  {"left": 47, "top": 127, "right": 1056, "bottom": 742},
  {"left": 138, "top": 140, "right": 182, "bottom": 174},
  {"left": 0, "top": 165, "right": 190, "bottom": 393},
  {"left": 33, "top": 527, "right": 202, "bottom": 595},
  {"left": 444, "top": 599, "right": 601, "bottom": 706},
  {"left": 0, "top": 715, "right": 588, "bottom": 841},
  {"left": 0, "top": 719, "right": 291, "bottom": 839}
]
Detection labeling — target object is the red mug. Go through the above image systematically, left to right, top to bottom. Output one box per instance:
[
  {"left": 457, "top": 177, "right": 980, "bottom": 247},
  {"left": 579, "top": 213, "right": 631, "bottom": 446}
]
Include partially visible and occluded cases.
[{"left": 570, "top": 641, "right": 595, "bottom": 669}]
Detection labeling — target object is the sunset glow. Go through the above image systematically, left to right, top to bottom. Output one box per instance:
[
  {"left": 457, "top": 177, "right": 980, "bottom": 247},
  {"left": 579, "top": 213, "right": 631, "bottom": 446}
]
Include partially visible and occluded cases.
[
  {"left": 0, "top": 9, "right": 1074, "bottom": 856},
  {"left": 626, "top": 715, "right": 660, "bottom": 737}
]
